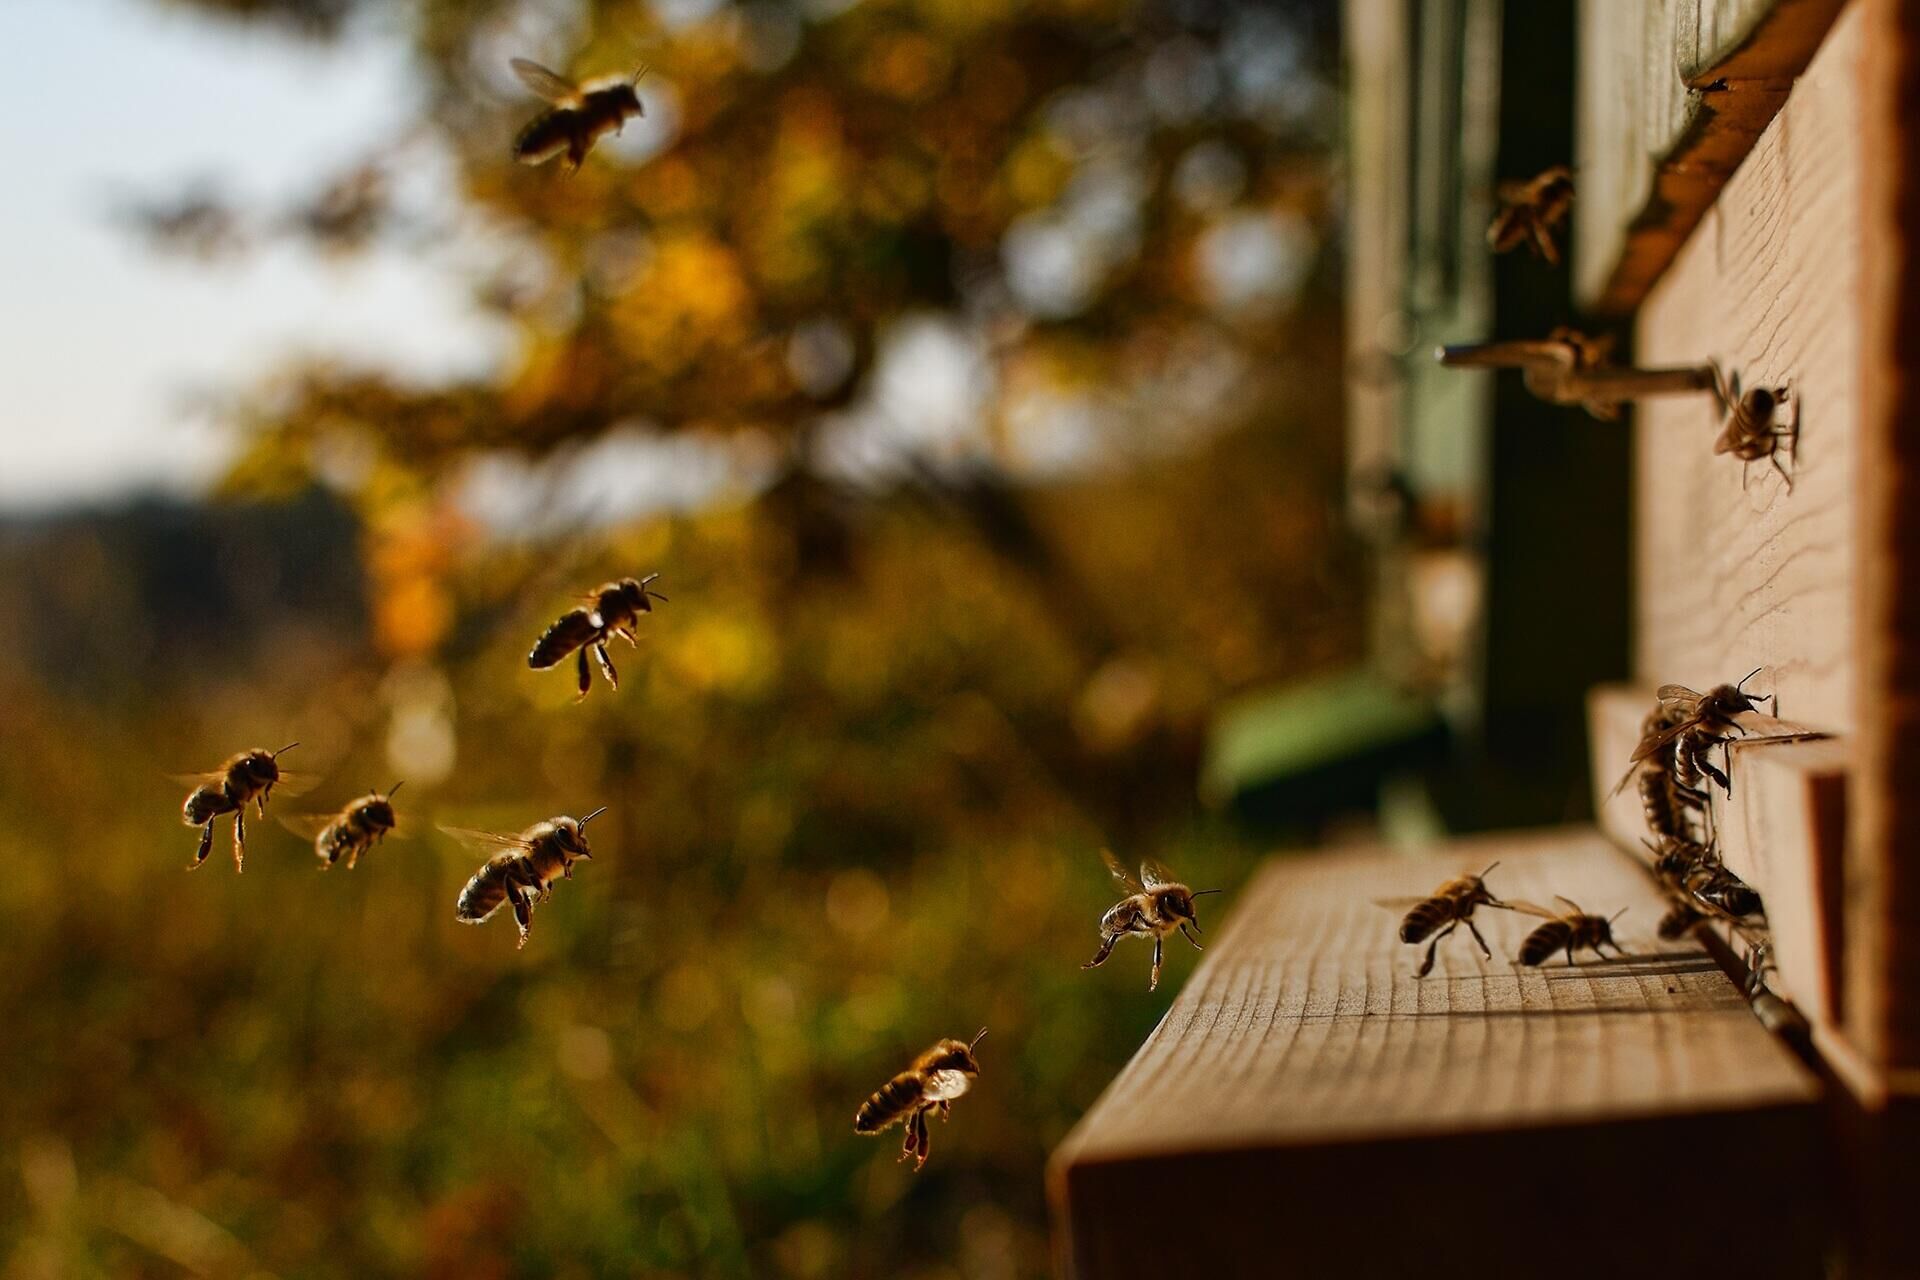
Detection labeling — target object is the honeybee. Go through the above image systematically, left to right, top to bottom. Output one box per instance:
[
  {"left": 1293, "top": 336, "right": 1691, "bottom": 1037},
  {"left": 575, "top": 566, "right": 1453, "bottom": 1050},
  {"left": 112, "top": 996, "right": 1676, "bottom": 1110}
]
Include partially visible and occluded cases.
[
  {"left": 510, "top": 58, "right": 646, "bottom": 173},
  {"left": 1488, "top": 164, "right": 1574, "bottom": 264},
  {"left": 1712, "top": 369, "right": 1796, "bottom": 490},
  {"left": 528, "top": 574, "right": 668, "bottom": 699},
  {"left": 1612, "top": 670, "right": 1772, "bottom": 799},
  {"left": 177, "top": 743, "right": 302, "bottom": 872},
  {"left": 1637, "top": 747, "right": 1710, "bottom": 846},
  {"left": 282, "top": 783, "right": 403, "bottom": 870},
  {"left": 444, "top": 808, "right": 604, "bottom": 950},
  {"left": 1081, "top": 850, "right": 1221, "bottom": 992},
  {"left": 1374, "top": 862, "right": 1510, "bottom": 977},
  {"left": 1512, "top": 897, "right": 1627, "bottom": 967},
  {"left": 854, "top": 1029, "right": 986, "bottom": 1171}
]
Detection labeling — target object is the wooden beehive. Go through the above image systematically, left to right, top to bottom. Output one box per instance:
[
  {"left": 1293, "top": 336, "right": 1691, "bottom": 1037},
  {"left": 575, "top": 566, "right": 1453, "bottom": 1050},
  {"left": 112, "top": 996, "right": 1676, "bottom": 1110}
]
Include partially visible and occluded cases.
[{"left": 1049, "top": 1, "right": 1920, "bottom": 1274}]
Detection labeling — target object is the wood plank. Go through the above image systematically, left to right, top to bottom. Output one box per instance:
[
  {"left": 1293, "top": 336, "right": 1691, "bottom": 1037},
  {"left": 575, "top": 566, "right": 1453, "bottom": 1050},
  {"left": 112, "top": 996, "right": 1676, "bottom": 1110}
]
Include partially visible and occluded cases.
[
  {"left": 1574, "top": 0, "right": 1847, "bottom": 313},
  {"left": 1633, "top": 2, "right": 1862, "bottom": 737},
  {"left": 1048, "top": 829, "right": 1822, "bottom": 1280}
]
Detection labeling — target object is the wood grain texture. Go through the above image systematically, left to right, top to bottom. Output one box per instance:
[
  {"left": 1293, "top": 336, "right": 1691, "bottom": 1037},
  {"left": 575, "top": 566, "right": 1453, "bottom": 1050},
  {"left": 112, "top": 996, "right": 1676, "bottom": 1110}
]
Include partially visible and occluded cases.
[
  {"left": 1574, "top": 0, "right": 1847, "bottom": 313},
  {"left": 1633, "top": 4, "right": 1862, "bottom": 737},
  {"left": 1048, "top": 829, "right": 1822, "bottom": 1280}
]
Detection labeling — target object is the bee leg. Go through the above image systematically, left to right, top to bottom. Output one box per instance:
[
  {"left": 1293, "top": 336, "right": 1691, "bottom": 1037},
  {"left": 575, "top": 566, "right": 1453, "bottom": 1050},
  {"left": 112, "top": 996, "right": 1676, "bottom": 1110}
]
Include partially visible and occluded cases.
[
  {"left": 1772, "top": 450, "right": 1794, "bottom": 492},
  {"left": 594, "top": 642, "right": 619, "bottom": 690},
  {"left": 575, "top": 648, "right": 592, "bottom": 699},
  {"left": 232, "top": 810, "right": 246, "bottom": 873},
  {"left": 190, "top": 822, "right": 214, "bottom": 870},
  {"left": 509, "top": 886, "right": 533, "bottom": 950},
  {"left": 1465, "top": 917, "right": 1492, "bottom": 960},
  {"left": 1417, "top": 922, "right": 1457, "bottom": 978},
  {"left": 1180, "top": 923, "right": 1204, "bottom": 952},
  {"left": 1081, "top": 934, "right": 1117, "bottom": 970},
  {"left": 1150, "top": 937, "right": 1164, "bottom": 991},
  {"left": 1566, "top": 943, "right": 1578, "bottom": 967},
  {"left": 938, "top": 1099, "right": 952, "bottom": 1122},
  {"left": 912, "top": 1111, "right": 931, "bottom": 1171},
  {"left": 897, "top": 1112, "right": 920, "bottom": 1163}
]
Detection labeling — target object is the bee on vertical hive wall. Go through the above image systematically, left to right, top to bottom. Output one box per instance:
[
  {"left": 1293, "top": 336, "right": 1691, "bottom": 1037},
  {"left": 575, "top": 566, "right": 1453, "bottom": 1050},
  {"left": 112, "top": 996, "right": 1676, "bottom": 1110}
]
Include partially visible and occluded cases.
[
  {"left": 510, "top": 59, "right": 647, "bottom": 173},
  {"left": 1487, "top": 165, "right": 1575, "bottom": 264},
  {"left": 1712, "top": 369, "right": 1796, "bottom": 490},
  {"left": 528, "top": 574, "right": 667, "bottom": 699},
  {"left": 1613, "top": 670, "right": 1772, "bottom": 798},
  {"left": 177, "top": 743, "right": 303, "bottom": 872},
  {"left": 282, "top": 783, "right": 404, "bottom": 870},
  {"left": 444, "top": 808, "right": 604, "bottom": 950},
  {"left": 1082, "top": 851, "right": 1221, "bottom": 991},
  {"left": 1374, "top": 862, "right": 1510, "bottom": 977},
  {"left": 1512, "top": 897, "right": 1627, "bottom": 967},
  {"left": 853, "top": 1030, "right": 986, "bottom": 1171}
]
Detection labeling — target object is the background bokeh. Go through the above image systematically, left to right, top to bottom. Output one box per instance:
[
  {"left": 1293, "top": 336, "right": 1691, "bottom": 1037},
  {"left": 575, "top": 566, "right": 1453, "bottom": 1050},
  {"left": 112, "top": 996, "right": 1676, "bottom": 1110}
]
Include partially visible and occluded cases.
[{"left": 0, "top": 0, "right": 1353, "bottom": 1275}]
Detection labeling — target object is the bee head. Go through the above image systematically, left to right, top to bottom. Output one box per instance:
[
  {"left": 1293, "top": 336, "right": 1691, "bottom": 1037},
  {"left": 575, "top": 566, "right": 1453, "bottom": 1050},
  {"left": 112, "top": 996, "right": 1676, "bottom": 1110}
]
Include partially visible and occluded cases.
[
  {"left": 607, "top": 78, "right": 643, "bottom": 120},
  {"left": 1711, "top": 666, "right": 1772, "bottom": 716},
  {"left": 243, "top": 742, "right": 297, "bottom": 784},
  {"left": 361, "top": 783, "right": 401, "bottom": 831},
  {"left": 558, "top": 805, "right": 607, "bottom": 857},
  {"left": 1468, "top": 861, "right": 1504, "bottom": 906},
  {"left": 1600, "top": 908, "right": 1628, "bottom": 945},
  {"left": 929, "top": 1028, "right": 987, "bottom": 1075}
]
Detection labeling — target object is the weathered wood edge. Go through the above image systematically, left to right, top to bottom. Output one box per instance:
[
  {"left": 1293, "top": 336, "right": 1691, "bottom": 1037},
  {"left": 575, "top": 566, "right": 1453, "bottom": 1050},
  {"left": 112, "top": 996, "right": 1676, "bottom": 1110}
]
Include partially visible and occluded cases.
[{"left": 1578, "top": 0, "right": 1847, "bottom": 316}]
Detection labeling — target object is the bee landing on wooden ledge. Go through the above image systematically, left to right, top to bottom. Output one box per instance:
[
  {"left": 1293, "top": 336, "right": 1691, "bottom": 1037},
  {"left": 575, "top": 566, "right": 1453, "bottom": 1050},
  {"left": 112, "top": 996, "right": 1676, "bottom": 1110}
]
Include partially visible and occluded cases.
[
  {"left": 1710, "top": 365, "right": 1797, "bottom": 491},
  {"left": 1081, "top": 851, "right": 1221, "bottom": 991},
  {"left": 1374, "top": 862, "right": 1513, "bottom": 977}
]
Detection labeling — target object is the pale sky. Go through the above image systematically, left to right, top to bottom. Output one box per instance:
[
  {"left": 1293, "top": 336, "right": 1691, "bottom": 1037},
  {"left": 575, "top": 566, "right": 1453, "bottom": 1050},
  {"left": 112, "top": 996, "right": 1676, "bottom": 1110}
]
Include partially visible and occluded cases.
[{"left": 0, "top": 0, "right": 501, "bottom": 510}]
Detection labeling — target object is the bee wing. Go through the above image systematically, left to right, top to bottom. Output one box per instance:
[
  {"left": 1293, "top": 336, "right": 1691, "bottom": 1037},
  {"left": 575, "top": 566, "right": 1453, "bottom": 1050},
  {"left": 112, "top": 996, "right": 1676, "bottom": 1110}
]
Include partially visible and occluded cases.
[
  {"left": 510, "top": 58, "right": 582, "bottom": 104},
  {"left": 1655, "top": 685, "right": 1705, "bottom": 713},
  {"left": 1626, "top": 716, "right": 1699, "bottom": 766},
  {"left": 168, "top": 770, "right": 230, "bottom": 788},
  {"left": 269, "top": 772, "right": 319, "bottom": 799},
  {"left": 277, "top": 812, "right": 339, "bottom": 840},
  {"left": 436, "top": 825, "right": 534, "bottom": 855},
  {"left": 1100, "top": 848, "right": 1143, "bottom": 895},
  {"left": 1139, "top": 857, "right": 1180, "bottom": 890},
  {"left": 1371, "top": 896, "right": 1429, "bottom": 911},
  {"left": 1502, "top": 899, "right": 1561, "bottom": 920}
]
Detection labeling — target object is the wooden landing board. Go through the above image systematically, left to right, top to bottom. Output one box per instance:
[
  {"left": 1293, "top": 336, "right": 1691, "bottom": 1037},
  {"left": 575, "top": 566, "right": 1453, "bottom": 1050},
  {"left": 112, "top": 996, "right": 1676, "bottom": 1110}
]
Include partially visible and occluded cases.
[
  {"left": 1632, "top": 3, "right": 1862, "bottom": 738},
  {"left": 1048, "top": 829, "right": 1822, "bottom": 1280}
]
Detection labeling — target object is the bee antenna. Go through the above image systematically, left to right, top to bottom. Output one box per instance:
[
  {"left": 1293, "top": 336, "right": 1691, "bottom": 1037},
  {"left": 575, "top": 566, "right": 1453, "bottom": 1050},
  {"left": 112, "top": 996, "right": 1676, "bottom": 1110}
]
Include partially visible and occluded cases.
[
  {"left": 633, "top": 62, "right": 651, "bottom": 85},
  {"left": 1738, "top": 665, "right": 1764, "bottom": 691},
  {"left": 273, "top": 742, "right": 300, "bottom": 757},
  {"left": 386, "top": 781, "right": 405, "bottom": 797},
  {"left": 578, "top": 805, "right": 608, "bottom": 827},
  {"left": 1478, "top": 861, "right": 1501, "bottom": 879},
  {"left": 1190, "top": 888, "right": 1224, "bottom": 897},
  {"left": 1610, "top": 907, "right": 1629, "bottom": 923},
  {"left": 969, "top": 1027, "right": 988, "bottom": 1051}
]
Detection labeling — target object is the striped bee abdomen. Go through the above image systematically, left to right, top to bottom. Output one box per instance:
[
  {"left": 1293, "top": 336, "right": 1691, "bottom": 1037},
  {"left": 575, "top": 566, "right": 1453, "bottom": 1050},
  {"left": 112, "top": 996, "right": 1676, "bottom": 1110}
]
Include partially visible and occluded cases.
[
  {"left": 513, "top": 109, "right": 579, "bottom": 166},
  {"left": 529, "top": 607, "right": 600, "bottom": 669},
  {"left": 1638, "top": 764, "right": 1705, "bottom": 844},
  {"left": 183, "top": 785, "right": 232, "bottom": 825},
  {"left": 456, "top": 856, "right": 516, "bottom": 923},
  {"left": 1398, "top": 898, "right": 1450, "bottom": 944},
  {"left": 1517, "top": 920, "right": 1574, "bottom": 967},
  {"left": 854, "top": 1071, "right": 927, "bottom": 1134}
]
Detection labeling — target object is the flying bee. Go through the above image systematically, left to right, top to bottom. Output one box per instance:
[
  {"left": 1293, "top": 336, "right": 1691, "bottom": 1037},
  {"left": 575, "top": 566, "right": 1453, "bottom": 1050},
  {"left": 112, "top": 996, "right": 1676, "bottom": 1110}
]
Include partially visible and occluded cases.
[
  {"left": 510, "top": 58, "right": 646, "bottom": 173},
  {"left": 1488, "top": 164, "right": 1575, "bottom": 264},
  {"left": 1711, "top": 369, "right": 1796, "bottom": 490},
  {"left": 528, "top": 574, "right": 668, "bottom": 699},
  {"left": 1611, "top": 669, "right": 1773, "bottom": 799},
  {"left": 176, "top": 743, "right": 303, "bottom": 872},
  {"left": 281, "top": 783, "right": 403, "bottom": 871},
  {"left": 444, "top": 808, "right": 604, "bottom": 950},
  {"left": 1082, "top": 851, "right": 1221, "bottom": 992},
  {"left": 1374, "top": 862, "right": 1511, "bottom": 977},
  {"left": 1512, "top": 897, "right": 1628, "bottom": 967},
  {"left": 854, "top": 1029, "right": 986, "bottom": 1172}
]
